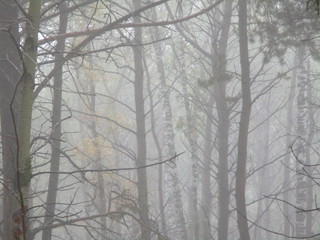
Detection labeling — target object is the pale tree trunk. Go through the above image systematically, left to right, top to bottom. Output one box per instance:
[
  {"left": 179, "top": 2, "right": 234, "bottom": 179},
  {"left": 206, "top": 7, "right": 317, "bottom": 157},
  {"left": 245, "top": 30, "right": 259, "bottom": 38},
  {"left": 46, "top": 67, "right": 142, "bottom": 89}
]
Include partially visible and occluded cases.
[
  {"left": 235, "top": 0, "right": 251, "bottom": 239},
  {"left": 0, "top": 1, "right": 22, "bottom": 239},
  {"left": 11, "top": 1, "right": 42, "bottom": 239},
  {"left": 132, "top": 1, "right": 151, "bottom": 239},
  {"left": 41, "top": 2, "right": 68, "bottom": 239},
  {"left": 170, "top": 5, "right": 196, "bottom": 238},
  {"left": 175, "top": 7, "right": 199, "bottom": 238},
  {"left": 149, "top": 8, "right": 188, "bottom": 240},
  {"left": 148, "top": 10, "right": 169, "bottom": 236},
  {"left": 172, "top": 12, "right": 199, "bottom": 240},
  {"left": 84, "top": 43, "right": 108, "bottom": 239},
  {"left": 295, "top": 45, "right": 308, "bottom": 239},
  {"left": 144, "top": 51, "right": 167, "bottom": 236},
  {"left": 162, "top": 53, "right": 188, "bottom": 240},
  {"left": 283, "top": 54, "right": 297, "bottom": 240},
  {"left": 180, "top": 62, "right": 199, "bottom": 240},
  {"left": 305, "top": 62, "right": 314, "bottom": 237},
  {"left": 75, "top": 69, "right": 95, "bottom": 240},
  {"left": 89, "top": 81, "right": 108, "bottom": 238},
  {"left": 254, "top": 93, "right": 271, "bottom": 240},
  {"left": 200, "top": 94, "right": 215, "bottom": 240},
  {"left": 262, "top": 99, "right": 271, "bottom": 239},
  {"left": 163, "top": 128, "right": 188, "bottom": 240}
]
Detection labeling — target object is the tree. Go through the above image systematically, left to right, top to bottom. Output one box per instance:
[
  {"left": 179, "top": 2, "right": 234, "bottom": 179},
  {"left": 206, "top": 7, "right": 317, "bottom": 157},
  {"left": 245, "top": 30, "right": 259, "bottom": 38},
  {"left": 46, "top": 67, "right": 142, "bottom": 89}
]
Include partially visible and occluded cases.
[
  {"left": 235, "top": 0, "right": 252, "bottom": 239},
  {"left": 0, "top": 1, "right": 22, "bottom": 239},
  {"left": 3, "top": 1, "right": 320, "bottom": 240},
  {"left": 8, "top": 1, "right": 42, "bottom": 239},
  {"left": 132, "top": 1, "right": 152, "bottom": 239},
  {"left": 41, "top": 2, "right": 68, "bottom": 239}
]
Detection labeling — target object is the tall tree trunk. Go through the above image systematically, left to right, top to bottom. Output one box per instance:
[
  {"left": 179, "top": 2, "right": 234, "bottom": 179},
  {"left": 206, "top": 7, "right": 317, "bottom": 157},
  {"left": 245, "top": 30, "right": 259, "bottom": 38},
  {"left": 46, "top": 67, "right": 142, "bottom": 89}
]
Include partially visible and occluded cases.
[
  {"left": 235, "top": 0, "right": 251, "bottom": 239},
  {"left": 0, "top": 1, "right": 22, "bottom": 239},
  {"left": 11, "top": 1, "right": 42, "bottom": 239},
  {"left": 132, "top": 1, "right": 151, "bottom": 239},
  {"left": 212, "top": 1, "right": 233, "bottom": 240},
  {"left": 41, "top": 2, "right": 68, "bottom": 239},
  {"left": 175, "top": 6, "right": 199, "bottom": 238},
  {"left": 150, "top": 7, "right": 189, "bottom": 240},
  {"left": 148, "top": 12, "right": 170, "bottom": 236},
  {"left": 295, "top": 45, "right": 308, "bottom": 239},
  {"left": 144, "top": 51, "right": 167, "bottom": 236},
  {"left": 162, "top": 51, "right": 188, "bottom": 240},
  {"left": 283, "top": 54, "right": 297, "bottom": 240},
  {"left": 180, "top": 61, "right": 199, "bottom": 240},
  {"left": 305, "top": 62, "right": 314, "bottom": 237},
  {"left": 87, "top": 78, "right": 108, "bottom": 238},
  {"left": 201, "top": 93, "right": 215, "bottom": 240},
  {"left": 254, "top": 93, "right": 271, "bottom": 240}
]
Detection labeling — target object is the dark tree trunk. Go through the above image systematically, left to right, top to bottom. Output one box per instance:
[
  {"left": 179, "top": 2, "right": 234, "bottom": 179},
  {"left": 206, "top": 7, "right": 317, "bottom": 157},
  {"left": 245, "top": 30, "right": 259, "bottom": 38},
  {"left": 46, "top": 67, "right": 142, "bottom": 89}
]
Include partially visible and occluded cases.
[
  {"left": 235, "top": 0, "right": 252, "bottom": 239},
  {"left": 132, "top": 1, "right": 151, "bottom": 239},
  {"left": 213, "top": 1, "right": 233, "bottom": 240},
  {"left": 41, "top": 2, "right": 68, "bottom": 239}
]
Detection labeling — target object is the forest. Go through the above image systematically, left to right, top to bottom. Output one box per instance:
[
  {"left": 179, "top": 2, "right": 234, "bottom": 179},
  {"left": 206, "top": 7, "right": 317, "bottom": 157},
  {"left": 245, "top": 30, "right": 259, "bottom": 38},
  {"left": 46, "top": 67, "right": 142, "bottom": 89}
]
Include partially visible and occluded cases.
[{"left": 0, "top": 0, "right": 320, "bottom": 240}]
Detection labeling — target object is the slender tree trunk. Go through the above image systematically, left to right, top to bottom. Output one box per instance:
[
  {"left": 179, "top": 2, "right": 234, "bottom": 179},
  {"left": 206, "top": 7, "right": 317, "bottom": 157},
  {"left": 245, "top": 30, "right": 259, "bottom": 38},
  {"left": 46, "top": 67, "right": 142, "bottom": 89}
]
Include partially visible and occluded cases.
[
  {"left": 235, "top": 0, "right": 251, "bottom": 239},
  {"left": 0, "top": 1, "right": 22, "bottom": 239},
  {"left": 132, "top": 1, "right": 151, "bottom": 239},
  {"left": 212, "top": 1, "right": 233, "bottom": 240},
  {"left": 41, "top": 2, "right": 68, "bottom": 239},
  {"left": 150, "top": 8, "right": 188, "bottom": 240},
  {"left": 147, "top": 15, "right": 169, "bottom": 236},
  {"left": 168, "top": 38, "right": 197, "bottom": 240},
  {"left": 178, "top": 42, "right": 200, "bottom": 240},
  {"left": 295, "top": 45, "right": 308, "bottom": 239},
  {"left": 144, "top": 52, "right": 167, "bottom": 236},
  {"left": 162, "top": 53, "right": 188, "bottom": 240},
  {"left": 283, "top": 54, "right": 297, "bottom": 240},
  {"left": 305, "top": 62, "right": 314, "bottom": 237},
  {"left": 180, "top": 64, "right": 199, "bottom": 240},
  {"left": 89, "top": 81, "right": 108, "bottom": 239},
  {"left": 201, "top": 93, "right": 215, "bottom": 240},
  {"left": 254, "top": 93, "right": 271, "bottom": 239}
]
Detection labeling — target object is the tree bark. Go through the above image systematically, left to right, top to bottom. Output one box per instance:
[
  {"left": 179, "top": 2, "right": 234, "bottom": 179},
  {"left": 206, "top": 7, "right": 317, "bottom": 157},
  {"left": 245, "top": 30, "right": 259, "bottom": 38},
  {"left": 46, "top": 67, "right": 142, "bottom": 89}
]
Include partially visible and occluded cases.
[
  {"left": 235, "top": 0, "right": 251, "bottom": 239},
  {"left": 11, "top": 1, "right": 42, "bottom": 239},
  {"left": 295, "top": 45, "right": 308, "bottom": 239},
  {"left": 162, "top": 48, "right": 189, "bottom": 240}
]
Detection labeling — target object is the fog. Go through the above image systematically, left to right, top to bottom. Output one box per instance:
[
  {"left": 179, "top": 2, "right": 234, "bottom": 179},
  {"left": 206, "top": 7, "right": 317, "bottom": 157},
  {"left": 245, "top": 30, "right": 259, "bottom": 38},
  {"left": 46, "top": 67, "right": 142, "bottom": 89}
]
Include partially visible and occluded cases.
[{"left": 1, "top": 1, "right": 320, "bottom": 240}]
